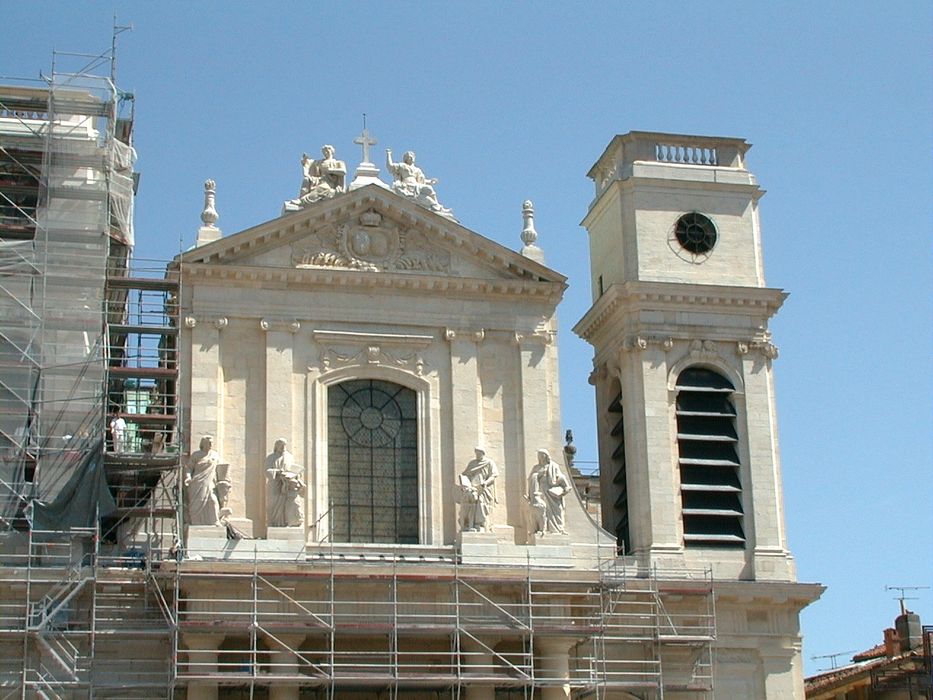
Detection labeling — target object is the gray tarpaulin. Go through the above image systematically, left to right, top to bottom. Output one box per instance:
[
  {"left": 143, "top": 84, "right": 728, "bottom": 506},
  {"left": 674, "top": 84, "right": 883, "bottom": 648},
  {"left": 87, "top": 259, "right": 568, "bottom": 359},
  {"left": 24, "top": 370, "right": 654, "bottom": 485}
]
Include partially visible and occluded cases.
[{"left": 27, "top": 442, "right": 116, "bottom": 530}]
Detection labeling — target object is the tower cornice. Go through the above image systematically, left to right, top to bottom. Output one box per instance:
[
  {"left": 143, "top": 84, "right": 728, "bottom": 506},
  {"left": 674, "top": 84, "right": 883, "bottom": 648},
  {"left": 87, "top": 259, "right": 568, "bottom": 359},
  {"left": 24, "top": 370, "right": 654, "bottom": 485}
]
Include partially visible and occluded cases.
[{"left": 573, "top": 281, "right": 787, "bottom": 343}]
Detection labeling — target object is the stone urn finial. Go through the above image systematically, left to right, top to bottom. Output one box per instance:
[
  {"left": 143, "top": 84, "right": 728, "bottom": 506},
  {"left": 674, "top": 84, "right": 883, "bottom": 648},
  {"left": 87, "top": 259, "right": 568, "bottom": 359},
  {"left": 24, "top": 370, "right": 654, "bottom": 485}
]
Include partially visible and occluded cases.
[
  {"left": 195, "top": 179, "right": 222, "bottom": 247},
  {"left": 201, "top": 179, "right": 219, "bottom": 227},
  {"left": 520, "top": 199, "right": 544, "bottom": 262},
  {"left": 521, "top": 200, "right": 537, "bottom": 247}
]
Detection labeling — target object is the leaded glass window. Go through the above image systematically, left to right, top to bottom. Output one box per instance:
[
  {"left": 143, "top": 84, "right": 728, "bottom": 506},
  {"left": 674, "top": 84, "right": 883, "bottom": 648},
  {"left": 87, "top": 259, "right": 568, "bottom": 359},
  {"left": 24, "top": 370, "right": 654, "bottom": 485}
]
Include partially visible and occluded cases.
[{"left": 328, "top": 379, "right": 418, "bottom": 544}]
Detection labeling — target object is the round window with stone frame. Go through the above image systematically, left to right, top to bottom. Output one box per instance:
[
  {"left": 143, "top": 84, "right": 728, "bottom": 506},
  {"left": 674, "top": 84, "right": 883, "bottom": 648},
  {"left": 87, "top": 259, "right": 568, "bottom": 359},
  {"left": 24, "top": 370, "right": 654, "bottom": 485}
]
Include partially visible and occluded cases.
[{"left": 670, "top": 212, "right": 718, "bottom": 263}]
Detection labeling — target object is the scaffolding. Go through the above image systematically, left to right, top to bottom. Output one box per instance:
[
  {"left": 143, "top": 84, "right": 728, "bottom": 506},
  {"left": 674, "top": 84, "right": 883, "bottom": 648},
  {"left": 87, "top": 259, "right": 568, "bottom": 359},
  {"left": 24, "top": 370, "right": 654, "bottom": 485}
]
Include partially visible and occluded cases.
[
  {"left": 0, "top": 42, "right": 179, "bottom": 548},
  {"left": 0, "top": 45, "right": 719, "bottom": 700},
  {"left": 0, "top": 47, "right": 183, "bottom": 698},
  {"left": 0, "top": 52, "right": 127, "bottom": 530},
  {"left": 0, "top": 528, "right": 174, "bottom": 698},
  {"left": 164, "top": 552, "right": 714, "bottom": 699}
]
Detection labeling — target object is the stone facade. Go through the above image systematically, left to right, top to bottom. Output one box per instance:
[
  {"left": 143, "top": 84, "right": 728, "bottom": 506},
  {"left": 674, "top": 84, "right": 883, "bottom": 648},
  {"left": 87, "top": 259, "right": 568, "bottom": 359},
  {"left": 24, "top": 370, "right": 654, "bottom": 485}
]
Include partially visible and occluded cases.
[
  {"left": 0, "top": 127, "right": 822, "bottom": 699},
  {"left": 176, "top": 185, "right": 608, "bottom": 554}
]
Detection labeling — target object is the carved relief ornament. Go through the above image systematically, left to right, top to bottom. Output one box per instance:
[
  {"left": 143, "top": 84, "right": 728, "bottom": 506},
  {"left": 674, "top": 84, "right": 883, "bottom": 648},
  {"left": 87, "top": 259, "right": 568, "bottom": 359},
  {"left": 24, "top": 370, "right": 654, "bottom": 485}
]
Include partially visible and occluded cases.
[
  {"left": 291, "top": 210, "right": 451, "bottom": 274},
  {"left": 183, "top": 315, "right": 228, "bottom": 330},
  {"left": 260, "top": 319, "right": 301, "bottom": 333},
  {"left": 443, "top": 328, "right": 486, "bottom": 343},
  {"left": 312, "top": 330, "right": 433, "bottom": 376},
  {"left": 622, "top": 334, "right": 674, "bottom": 352},
  {"left": 737, "top": 339, "right": 779, "bottom": 359},
  {"left": 317, "top": 345, "right": 426, "bottom": 376}
]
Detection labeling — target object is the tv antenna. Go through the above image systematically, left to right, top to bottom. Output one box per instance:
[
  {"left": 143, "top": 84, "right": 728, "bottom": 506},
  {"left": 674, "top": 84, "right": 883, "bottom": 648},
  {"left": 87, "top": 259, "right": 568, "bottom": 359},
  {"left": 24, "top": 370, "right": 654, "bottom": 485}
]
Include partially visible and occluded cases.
[
  {"left": 885, "top": 585, "right": 929, "bottom": 615},
  {"left": 811, "top": 650, "right": 856, "bottom": 670}
]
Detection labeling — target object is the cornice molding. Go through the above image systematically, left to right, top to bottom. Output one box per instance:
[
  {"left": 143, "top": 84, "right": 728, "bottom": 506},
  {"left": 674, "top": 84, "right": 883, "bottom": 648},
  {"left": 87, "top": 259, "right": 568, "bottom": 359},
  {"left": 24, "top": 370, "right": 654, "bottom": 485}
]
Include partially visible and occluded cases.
[
  {"left": 182, "top": 262, "right": 564, "bottom": 302},
  {"left": 573, "top": 281, "right": 787, "bottom": 342},
  {"left": 312, "top": 329, "right": 435, "bottom": 350}
]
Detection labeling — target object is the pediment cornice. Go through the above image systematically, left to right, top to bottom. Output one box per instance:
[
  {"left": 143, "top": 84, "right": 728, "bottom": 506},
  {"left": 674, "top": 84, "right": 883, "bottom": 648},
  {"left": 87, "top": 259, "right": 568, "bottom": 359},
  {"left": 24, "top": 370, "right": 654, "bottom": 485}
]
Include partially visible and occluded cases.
[
  {"left": 175, "top": 185, "right": 566, "bottom": 288},
  {"left": 182, "top": 261, "right": 564, "bottom": 302}
]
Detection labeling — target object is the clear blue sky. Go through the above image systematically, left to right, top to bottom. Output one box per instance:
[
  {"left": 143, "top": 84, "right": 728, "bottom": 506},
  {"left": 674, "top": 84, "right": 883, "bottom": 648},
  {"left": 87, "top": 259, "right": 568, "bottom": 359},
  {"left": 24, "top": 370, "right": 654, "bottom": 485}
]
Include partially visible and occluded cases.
[{"left": 5, "top": 1, "right": 930, "bottom": 676}]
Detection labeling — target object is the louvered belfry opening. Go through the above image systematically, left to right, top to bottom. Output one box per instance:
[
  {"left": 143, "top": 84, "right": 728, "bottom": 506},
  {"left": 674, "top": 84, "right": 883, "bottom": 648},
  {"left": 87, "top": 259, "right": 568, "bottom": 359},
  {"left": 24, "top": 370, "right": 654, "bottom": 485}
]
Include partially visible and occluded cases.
[
  {"left": 675, "top": 367, "right": 745, "bottom": 547},
  {"left": 607, "top": 384, "right": 630, "bottom": 553}
]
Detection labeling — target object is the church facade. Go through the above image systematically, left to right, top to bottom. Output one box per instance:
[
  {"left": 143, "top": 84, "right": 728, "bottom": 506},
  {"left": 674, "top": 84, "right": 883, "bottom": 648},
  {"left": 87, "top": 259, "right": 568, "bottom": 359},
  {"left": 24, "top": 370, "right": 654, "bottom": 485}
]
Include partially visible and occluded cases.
[
  {"left": 0, "top": 93, "right": 821, "bottom": 697},
  {"left": 166, "top": 132, "right": 821, "bottom": 699}
]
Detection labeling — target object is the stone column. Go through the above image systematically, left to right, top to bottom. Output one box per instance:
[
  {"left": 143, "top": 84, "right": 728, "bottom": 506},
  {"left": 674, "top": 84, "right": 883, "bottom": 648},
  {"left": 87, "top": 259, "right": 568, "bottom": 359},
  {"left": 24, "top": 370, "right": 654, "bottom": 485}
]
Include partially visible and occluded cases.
[
  {"left": 183, "top": 632, "right": 225, "bottom": 700},
  {"left": 268, "top": 633, "right": 306, "bottom": 700},
  {"left": 460, "top": 635, "right": 496, "bottom": 700},
  {"left": 535, "top": 637, "right": 574, "bottom": 700}
]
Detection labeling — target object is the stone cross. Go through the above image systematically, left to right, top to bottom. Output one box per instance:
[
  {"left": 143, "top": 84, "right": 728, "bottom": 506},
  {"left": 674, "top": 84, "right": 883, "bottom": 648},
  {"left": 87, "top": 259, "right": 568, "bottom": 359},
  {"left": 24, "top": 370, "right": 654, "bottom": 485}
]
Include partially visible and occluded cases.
[{"left": 354, "top": 127, "right": 377, "bottom": 165}]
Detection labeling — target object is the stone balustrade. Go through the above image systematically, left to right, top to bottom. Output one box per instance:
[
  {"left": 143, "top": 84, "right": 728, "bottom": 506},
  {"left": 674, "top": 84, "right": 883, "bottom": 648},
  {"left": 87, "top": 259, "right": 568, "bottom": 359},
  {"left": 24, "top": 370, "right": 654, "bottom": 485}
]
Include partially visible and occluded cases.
[
  {"left": 588, "top": 131, "right": 751, "bottom": 199},
  {"left": 654, "top": 141, "right": 719, "bottom": 166}
]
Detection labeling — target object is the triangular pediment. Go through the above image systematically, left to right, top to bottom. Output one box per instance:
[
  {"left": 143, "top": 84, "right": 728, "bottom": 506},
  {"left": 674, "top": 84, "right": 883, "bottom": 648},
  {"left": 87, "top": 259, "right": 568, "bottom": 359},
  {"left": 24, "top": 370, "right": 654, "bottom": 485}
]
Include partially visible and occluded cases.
[{"left": 178, "top": 185, "right": 565, "bottom": 287}]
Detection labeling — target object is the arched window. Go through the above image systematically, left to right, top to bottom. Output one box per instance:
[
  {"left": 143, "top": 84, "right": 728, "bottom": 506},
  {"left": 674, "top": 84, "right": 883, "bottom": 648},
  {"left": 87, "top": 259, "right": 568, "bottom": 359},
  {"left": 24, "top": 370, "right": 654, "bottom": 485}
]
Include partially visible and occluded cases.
[
  {"left": 675, "top": 367, "right": 745, "bottom": 547},
  {"left": 327, "top": 379, "right": 418, "bottom": 544}
]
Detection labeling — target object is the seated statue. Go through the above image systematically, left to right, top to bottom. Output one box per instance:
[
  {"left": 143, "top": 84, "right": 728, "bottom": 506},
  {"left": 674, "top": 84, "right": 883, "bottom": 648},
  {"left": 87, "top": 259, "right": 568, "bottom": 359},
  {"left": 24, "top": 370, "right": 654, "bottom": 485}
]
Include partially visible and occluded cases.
[
  {"left": 292, "top": 145, "right": 347, "bottom": 207},
  {"left": 385, "top": 149, "right": 455, "bottom": 219}
]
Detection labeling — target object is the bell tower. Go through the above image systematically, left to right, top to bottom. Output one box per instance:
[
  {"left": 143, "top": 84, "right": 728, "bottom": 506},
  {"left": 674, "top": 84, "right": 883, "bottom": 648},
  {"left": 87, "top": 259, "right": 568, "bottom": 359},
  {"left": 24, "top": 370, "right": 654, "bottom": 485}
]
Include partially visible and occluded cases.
[{"left": 574, "top": 131, "right": 796, "bottom": 581}]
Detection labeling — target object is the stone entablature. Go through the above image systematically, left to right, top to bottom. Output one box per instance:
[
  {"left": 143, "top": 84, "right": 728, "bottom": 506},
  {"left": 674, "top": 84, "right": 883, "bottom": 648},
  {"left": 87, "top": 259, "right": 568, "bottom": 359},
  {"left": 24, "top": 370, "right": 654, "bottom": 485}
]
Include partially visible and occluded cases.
[{"left": 573, "top": 280, "right": 787, "bottom": 354}]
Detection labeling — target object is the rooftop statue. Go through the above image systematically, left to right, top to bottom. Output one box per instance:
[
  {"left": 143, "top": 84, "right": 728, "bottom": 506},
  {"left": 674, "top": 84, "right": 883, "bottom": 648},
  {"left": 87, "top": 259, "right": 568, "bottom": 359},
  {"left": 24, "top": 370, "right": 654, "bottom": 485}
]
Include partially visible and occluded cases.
[
  {"left": 286, "top": 145, "right": 347, "bottom": 210},
  {"left": 385, "top": 149, "right": 456, "bottom": 221}
]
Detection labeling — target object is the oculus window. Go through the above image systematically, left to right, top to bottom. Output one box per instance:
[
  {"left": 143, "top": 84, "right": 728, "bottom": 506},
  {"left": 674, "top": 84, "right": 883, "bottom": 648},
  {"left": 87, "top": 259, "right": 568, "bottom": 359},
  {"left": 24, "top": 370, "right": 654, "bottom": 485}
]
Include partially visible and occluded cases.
[
  {"left": 670, "top": 212, "right": 717, "bottom": 263},
  {"left": 328, "top": 379, "right": 418, "bottom": 544}
]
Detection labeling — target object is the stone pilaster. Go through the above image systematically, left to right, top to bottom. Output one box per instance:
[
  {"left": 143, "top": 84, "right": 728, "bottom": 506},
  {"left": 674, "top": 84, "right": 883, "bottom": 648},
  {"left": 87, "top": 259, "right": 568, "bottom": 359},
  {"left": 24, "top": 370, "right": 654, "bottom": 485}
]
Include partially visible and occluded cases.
[
  {"left": 188, "top": 317, "right": 223, "bottom": 446},
  {"left": 263, "top": 320, "right": 300, "bottom": 535},
  {"left": 263, "top": 321, "right": 299, "bottom": 449},
  {"left": 447, "top": 329, "right": 486, "bottom": 538},
  {"left": 516, "top": 332, "right": 554, "bottom": 460},
  {"left": 620, "top": 340, "right": 683, "bottom": 566},
  {"left": 739, "top": 348, "right": 794, "bottom": 580},
  {"left": 182, "top": 632, "right": 225, "bottom": 700},
  {"left": 268, "top": 633, "right": 306, "bottom": 700},
  {"left": 460, "top": 635, "right": 497, "bottom": 700},
  {"left": 535, "top": 637, "right": 574, "bottom": 700},
  {"left": 760, "top": 646, "right": 801, "bottom": 700}
]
